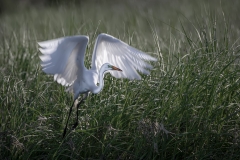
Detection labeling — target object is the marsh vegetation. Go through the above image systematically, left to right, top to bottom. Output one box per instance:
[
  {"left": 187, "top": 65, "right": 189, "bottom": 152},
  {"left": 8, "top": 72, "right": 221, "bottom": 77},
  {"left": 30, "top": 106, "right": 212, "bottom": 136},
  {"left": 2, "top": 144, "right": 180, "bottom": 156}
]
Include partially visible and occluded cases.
[{"left": 0, "top": 0, "right": 240, "bottom": 159}]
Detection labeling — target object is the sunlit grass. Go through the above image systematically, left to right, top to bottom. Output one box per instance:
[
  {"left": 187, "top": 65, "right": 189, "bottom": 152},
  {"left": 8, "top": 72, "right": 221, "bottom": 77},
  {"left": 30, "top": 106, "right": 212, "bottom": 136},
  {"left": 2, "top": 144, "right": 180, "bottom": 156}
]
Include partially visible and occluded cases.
[{"left": 0, "top": 1, "right": 240, "bottom": 159}]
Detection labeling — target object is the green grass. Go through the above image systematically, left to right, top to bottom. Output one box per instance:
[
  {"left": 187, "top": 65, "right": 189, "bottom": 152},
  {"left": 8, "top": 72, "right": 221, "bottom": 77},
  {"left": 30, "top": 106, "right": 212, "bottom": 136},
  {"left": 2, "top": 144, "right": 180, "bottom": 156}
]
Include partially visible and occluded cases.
[{"left": 1, "top": 0, "right": 240, "bottom": 159}]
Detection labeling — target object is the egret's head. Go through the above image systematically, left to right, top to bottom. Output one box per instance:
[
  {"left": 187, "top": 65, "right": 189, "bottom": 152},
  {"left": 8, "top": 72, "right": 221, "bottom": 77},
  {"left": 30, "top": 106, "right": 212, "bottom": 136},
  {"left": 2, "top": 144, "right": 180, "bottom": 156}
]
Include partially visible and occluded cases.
[{"left": 104, "top": 63, "right": 122, "bottom": 72}]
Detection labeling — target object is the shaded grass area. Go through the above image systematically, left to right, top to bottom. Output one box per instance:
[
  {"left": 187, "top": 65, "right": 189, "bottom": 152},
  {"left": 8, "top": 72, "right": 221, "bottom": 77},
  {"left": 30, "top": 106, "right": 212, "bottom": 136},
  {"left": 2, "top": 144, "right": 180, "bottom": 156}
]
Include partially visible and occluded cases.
[{"left": 0, "top": 0, "right": 240, "bottom": 159}]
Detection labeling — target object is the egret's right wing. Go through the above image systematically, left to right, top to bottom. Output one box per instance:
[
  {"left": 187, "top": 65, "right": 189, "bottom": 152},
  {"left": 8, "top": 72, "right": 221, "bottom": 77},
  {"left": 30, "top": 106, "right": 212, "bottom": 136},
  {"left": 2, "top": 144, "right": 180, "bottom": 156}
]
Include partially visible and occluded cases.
[
  {"left": 91, "top": 33, "right": 157, "bottom": 80},
  {"left": 38, "top": 35, "right": 89, "bottom": 86}
]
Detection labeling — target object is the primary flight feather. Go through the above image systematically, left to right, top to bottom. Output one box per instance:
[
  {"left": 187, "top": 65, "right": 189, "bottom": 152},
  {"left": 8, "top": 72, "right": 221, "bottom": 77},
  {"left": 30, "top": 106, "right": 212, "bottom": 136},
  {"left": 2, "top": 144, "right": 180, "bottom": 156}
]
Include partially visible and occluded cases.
[{"left": 38, "top": 33, "right": 157, "bottom": 137}]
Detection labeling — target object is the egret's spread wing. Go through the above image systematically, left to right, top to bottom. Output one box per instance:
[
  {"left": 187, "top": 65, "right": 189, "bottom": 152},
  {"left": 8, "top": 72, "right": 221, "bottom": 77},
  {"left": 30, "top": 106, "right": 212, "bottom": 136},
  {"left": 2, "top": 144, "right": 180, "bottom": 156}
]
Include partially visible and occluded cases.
[
  {"left": 91, "top": 33, "right": 157, "bottom": 80},
  {"left": 38, "top": 35, "right": 89, "bottom": 86}
]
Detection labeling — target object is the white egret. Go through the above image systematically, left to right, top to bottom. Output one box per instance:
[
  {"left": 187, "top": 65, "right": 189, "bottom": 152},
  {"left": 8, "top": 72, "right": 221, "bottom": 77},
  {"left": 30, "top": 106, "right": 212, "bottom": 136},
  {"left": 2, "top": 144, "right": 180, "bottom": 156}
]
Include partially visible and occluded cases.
[{"left": 38, "top": 33, "right": 157, "bottom": 138}]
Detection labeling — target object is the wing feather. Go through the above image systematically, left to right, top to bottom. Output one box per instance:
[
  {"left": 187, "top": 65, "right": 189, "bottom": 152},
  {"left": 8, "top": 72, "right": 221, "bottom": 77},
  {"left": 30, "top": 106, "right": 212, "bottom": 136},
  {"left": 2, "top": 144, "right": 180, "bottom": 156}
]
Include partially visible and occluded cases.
[
  {"left": 91, "top": 33, "right": 157, "bottom": 80},
  {"left": 38, "top": 35, "right": 89, "bottom": 86}
]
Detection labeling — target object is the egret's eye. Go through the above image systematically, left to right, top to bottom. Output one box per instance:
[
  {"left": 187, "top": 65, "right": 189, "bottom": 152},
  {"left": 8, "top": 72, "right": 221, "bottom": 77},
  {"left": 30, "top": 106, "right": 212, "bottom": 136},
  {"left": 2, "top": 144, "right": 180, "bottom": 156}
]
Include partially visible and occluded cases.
[{"left": 108, "top": 65, "right": 112, "bottom": 68}]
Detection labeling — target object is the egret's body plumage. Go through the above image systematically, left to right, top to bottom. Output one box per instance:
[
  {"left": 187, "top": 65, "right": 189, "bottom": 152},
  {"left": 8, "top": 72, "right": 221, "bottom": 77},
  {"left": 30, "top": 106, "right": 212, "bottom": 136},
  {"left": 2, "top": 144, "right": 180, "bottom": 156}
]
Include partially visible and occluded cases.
[{"left": 38, "top": 33, "right": 157, "bottom": 137}]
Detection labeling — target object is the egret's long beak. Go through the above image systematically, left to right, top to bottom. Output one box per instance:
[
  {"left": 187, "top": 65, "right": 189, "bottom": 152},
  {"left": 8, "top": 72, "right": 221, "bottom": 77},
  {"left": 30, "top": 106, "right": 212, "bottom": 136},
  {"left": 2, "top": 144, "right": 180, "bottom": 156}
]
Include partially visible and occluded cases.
[{"left": 112, "top": 66, "right": 122, "bottom": 71}]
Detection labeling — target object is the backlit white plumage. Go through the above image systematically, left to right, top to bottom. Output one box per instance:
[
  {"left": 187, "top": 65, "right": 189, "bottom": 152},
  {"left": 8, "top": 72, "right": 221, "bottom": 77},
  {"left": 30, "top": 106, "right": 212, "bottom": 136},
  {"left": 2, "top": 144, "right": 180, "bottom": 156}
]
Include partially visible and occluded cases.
[{"left": 38, "top": 33, "right": 157, "bottom": 138}]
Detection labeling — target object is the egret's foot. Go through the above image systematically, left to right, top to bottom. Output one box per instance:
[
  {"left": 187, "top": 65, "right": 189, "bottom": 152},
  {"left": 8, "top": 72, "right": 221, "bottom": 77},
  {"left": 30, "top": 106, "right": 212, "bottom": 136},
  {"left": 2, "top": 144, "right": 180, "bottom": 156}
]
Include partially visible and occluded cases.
[{"left": 71, "top": 121, "right": 79, "bottom": 130}]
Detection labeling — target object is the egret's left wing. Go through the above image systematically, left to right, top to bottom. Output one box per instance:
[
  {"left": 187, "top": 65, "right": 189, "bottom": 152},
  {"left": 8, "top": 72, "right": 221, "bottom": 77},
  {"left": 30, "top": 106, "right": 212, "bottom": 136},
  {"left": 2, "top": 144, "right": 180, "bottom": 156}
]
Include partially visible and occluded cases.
[{"left": 91, "top": 33, "right": 157, "bottom": 80}]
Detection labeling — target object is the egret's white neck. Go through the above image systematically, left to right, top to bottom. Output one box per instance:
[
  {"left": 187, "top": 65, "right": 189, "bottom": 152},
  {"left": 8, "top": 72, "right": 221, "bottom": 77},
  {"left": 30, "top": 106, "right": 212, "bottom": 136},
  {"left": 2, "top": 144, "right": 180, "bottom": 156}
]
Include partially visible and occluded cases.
[{"left": 92, "top": 66, "right": 108, "bottom": 94}]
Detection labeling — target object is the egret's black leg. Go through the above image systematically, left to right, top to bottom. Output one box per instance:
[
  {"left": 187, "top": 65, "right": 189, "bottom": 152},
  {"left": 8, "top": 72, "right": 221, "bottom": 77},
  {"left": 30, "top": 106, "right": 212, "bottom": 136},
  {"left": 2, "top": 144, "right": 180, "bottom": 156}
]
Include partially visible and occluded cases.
[
  {"left": 72, "top": 93, "right": 88, "bottom": 130},
  {"left": 71, "top": 98, "right": 84, "bottom": 130},
  {"left": 62, "top": 100, "right": 76, "bottom": 138}
]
